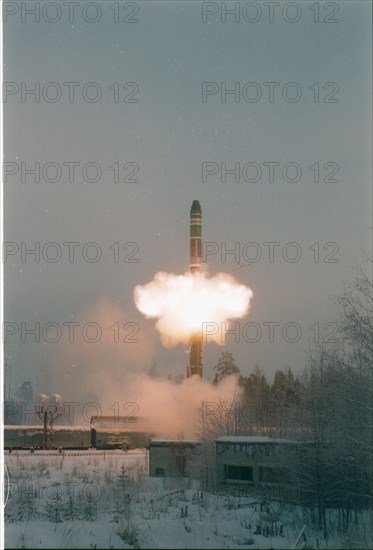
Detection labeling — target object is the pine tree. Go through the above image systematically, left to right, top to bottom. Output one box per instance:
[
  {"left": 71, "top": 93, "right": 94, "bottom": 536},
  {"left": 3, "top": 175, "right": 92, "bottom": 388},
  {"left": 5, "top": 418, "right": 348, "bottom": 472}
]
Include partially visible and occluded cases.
[
  {"left": 213, "top": 352, "right": 240, "bottom": 383},
  {"left": 241, "top": 365, "right": 271, "bottom": 434},
  {"left": 118, "top": 464, "right": 129, "bottom": 490},
  {"left": 15, "top": 484, "right": 37, "bottom": 521},
  {"left": 25, "top": 486, "right": 37, "bottom": 520},
  {"left": 17, "top": 487, "right": 27, "bottom": 522},
  {"left": 46, "top": 488, "right": 63, "bottom": 523},
  {"left": 63, "top": 494, "right": 79, "bottom": 521},
  {"left": 83, "top": 494, "right": 97, "bottom": 521},
  {"left": 111, "top": 500, "right": 123, "bottom": 523}
]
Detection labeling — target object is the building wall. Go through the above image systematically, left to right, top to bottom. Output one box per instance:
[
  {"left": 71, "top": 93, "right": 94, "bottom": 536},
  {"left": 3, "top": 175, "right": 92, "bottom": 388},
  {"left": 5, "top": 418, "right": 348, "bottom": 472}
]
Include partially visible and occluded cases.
[
  {"left": 149, "top": 437, "right": 298, "bottom": 500},
  {"left": 149, "top": 440, "right": 201, "bottom": 478},
  {"left": 216, "top": 440, "right": 295, "bottom": 486}
]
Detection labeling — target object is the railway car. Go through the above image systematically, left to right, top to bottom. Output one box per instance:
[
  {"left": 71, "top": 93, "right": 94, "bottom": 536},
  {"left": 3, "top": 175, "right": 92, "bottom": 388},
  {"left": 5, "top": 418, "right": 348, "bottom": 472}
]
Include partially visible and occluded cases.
[
  {"left": 4, "top": 425, "right": 152, "bottom": 450},
  {"left": 4, "top": 426, "right": 44, "bottom": 449},
  {"left": 4, "top": 426, "right": 91, "bottom": 450},
  {"left": 52, "top": 427, "right": 91, "bottom": 449},
  {"left": 93, "top": 428, "right": 151, "bottom": 450}
]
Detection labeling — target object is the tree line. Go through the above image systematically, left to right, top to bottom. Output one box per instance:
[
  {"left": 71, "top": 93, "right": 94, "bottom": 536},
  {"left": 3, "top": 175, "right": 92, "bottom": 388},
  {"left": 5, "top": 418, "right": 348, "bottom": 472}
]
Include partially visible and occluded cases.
[{"left": 205, "top": 260, "right": 372, "bottom": 539}]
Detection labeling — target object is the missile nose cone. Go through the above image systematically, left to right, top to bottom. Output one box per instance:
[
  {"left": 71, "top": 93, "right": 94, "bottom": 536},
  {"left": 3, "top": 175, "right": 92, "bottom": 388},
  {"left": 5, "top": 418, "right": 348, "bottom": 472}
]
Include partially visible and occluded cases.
[{"left": 191, "top": 200, "right": 202, "bottom": 215}]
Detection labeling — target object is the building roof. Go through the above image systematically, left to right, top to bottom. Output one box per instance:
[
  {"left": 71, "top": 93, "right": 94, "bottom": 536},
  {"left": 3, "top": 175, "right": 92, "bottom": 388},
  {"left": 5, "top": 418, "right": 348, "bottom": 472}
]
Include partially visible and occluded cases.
[
  {"left": 4, "top": 425, "right": 89, "bottom": 431},
  {"left": 215, "top": 436, "right": 294, "bottom": 444},
  {"left": 150, "top": 439, "right": 201, "bottom": 446}
]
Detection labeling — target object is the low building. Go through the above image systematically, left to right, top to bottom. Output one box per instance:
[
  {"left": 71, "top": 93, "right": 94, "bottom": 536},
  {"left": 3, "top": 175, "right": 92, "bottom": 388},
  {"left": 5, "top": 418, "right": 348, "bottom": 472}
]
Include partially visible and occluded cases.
[
  {"left": 149, "top": 435, "right": 299, "bottom": 500},
  {"left": 215, "top": 436, "right": 298, "bottom": 498},
  {"left": 149, "top": 439, "right": 201, "bottom": 478}
]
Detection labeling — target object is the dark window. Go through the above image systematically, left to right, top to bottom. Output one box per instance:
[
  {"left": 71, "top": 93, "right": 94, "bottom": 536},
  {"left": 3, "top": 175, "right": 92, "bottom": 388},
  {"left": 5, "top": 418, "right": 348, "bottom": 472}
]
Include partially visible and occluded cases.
[
  {"left": 175, "top": 455, "right": 186, "bottom": 477},
  {"left": 224, "top": 464, "right": 253, "bottom": 481},
  {"left": 259, "top": 467, "right": 290, "bottom": 483},
  {"left": 155, "top": 468, "right": 165, "bottom": 476}
]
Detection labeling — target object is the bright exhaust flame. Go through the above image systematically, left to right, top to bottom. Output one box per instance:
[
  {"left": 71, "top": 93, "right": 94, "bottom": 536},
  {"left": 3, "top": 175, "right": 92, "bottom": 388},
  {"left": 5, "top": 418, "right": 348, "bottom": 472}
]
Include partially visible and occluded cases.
[{"left": 134, "top": 272, "right": 253, "bottom": 346}]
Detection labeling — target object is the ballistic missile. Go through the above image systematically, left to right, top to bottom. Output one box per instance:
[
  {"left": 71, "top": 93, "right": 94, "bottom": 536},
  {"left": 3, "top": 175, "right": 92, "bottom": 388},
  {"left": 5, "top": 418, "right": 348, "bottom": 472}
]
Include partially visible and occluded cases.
[
  {"left": 188, "top": 200, "right": 203, "bottom": 377},
  {"left": 189, "top": 200, "right": 202, "bottom": 274}
]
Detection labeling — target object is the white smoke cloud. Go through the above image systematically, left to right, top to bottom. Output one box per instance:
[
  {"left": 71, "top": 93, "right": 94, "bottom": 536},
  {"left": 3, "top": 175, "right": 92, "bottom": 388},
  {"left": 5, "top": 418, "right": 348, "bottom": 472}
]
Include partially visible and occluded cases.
[
  {"left": 134, "top": 271, "right": 253, "bottom": 346},
  {"left": 47, "top": 295, "right": 156, "bottom": 404},
  {"left": 131, "top": 373, "right": 242, "bottom": 438}
]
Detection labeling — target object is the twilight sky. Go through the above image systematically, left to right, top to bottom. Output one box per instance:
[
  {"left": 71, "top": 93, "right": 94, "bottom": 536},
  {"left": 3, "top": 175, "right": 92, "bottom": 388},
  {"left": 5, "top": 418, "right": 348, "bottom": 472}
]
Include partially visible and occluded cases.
[{"left": 3, "top": 1, "right": 372, "bottom": 405}]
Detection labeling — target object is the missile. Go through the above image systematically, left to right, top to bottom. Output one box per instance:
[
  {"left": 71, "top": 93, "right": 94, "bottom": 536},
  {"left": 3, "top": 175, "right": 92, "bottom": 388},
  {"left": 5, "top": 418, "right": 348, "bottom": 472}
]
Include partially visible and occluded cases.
[
  {"left": 188, "top": 200, "right": 203, "bottom": 378},
  {"left": 189, "top": 200, "right": 202, "bottom": 274}
]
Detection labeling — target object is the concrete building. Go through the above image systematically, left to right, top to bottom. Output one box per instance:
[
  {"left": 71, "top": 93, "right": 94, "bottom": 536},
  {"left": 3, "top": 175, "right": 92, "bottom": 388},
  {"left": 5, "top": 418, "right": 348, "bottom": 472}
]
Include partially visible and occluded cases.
[
  {"left": 149, "top": 435, "right": 299, "bottom": 501},
  {"left": 215, "top": 436, "right": 297, "bottom": 492},
  {"left": 149, "top": 439, "right": 202, "bottom": 478}
]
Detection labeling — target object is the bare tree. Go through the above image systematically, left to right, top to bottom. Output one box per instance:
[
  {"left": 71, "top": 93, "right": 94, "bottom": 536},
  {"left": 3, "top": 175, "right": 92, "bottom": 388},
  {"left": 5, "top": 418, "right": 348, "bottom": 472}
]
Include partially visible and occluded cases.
[{"left": 294, "top": 259, "right": 373, "bottom": 542}]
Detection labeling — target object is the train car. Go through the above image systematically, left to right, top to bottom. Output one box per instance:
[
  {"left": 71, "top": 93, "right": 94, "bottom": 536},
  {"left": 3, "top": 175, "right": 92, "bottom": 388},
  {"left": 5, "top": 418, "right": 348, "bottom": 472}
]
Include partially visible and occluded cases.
[
  {"left": 91, "top": 416, "right": 153, "bottom": 449},
  {"left": 4, "top": 425, "right": 152, "bottom": 450},
  {"left": 4, "top": 425, "right": 91, "bottom": 450},
  {"left": 4, "top": 426, "right": 44, "bottom": 449},
  {"left": 52, "top": 427, "right": 91, "bottom": 449},
  {"left": 93, "top": 428, "right": 152, "bottom": 450},
  {"left": 93, "top": 428, "right": 131, "bottom": 450}
]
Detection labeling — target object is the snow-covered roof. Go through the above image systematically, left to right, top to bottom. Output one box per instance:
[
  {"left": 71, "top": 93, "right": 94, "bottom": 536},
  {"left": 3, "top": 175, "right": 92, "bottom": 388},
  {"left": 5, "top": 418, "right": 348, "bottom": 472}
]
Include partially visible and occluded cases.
[
  {"left": 4, "top": 425, "right": 90, "bottom": 431},
  {"left": 215, "top": 436, "right": 294, "bottom": 444},
  {"left": 150, "top": 439, "right": 201, "bottom": 445}
]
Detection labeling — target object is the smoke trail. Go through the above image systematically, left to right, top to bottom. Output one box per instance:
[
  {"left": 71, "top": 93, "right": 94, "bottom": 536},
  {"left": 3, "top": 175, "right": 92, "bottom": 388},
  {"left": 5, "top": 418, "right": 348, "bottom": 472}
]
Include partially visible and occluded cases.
[
  {"left": 134, "top": 271, "right": 253, "bottom": 346},
  {"left": 46, "top": 295, "right": 155, "bottom": 404},
  {"left": 131, "top": 373, "right": 243, "bottom": 438}
]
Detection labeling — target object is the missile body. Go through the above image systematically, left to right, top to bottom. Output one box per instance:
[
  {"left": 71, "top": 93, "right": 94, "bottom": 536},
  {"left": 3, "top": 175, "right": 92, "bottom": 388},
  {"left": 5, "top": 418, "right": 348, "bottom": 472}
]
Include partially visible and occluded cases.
[
  {"left": 188, "top": 200, "right": 203, "bottom": 377},
  {"left": 190, "top": 200, "right": 202, "bottom": 274}
]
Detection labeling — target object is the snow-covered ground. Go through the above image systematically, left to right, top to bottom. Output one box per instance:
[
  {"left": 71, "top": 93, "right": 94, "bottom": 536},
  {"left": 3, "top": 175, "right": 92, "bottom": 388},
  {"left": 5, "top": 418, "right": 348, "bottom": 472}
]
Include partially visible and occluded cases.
[{"left": 4, "top": 450, "right": 371, "bottom": 549}]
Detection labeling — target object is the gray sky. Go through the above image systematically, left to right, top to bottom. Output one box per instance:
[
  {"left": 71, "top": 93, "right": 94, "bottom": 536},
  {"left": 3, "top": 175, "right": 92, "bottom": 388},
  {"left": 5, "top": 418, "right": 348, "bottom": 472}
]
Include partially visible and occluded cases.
[{"left": 4, "top": 1, "right": 372, "bottom": 404}]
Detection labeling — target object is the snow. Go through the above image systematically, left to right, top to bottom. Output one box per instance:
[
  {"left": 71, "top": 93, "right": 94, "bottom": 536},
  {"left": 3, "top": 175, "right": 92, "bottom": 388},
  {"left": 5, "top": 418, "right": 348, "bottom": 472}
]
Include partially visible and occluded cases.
[
  {"left": 4, "top": 425, "right": 90, "bottom": 431},
  {"left": 216, "top": 436, "right": 294, "bottom": 444},
  {"left": 150, "top": 439, "right": 201, "bottom": 445},
  {"left": 4, "top": 450, "right": 371, "bottom": 549},
  {"left": 6, "top": 521, "right": 130, "bottom": 549}
]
